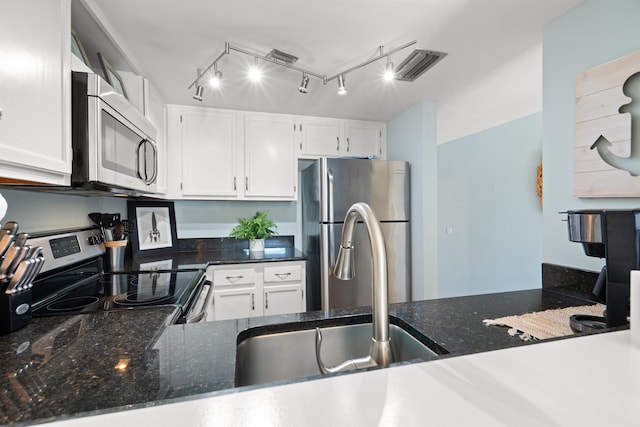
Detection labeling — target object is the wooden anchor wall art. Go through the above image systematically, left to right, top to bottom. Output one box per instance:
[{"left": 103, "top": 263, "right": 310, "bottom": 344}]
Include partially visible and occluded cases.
[{"left": 574, "top": 49, "right": 640, "bottom": 197}]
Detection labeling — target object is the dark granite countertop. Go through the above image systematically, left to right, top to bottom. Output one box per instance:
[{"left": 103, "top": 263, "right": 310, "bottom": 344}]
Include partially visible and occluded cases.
[
  {"left": 124, "top": 236, "right": 306, "bottom": 271},
  {"left": 0, "top": 284, "right": 604, "bottom": 426}
]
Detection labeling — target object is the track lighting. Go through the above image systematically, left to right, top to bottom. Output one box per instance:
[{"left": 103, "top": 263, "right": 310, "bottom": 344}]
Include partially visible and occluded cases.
[
  {"left": 187, "top": 40, "right": 446, "bottom": 99},
  {"left": 248, "top": 57, "right": 262, "bottom": 82},
  {"left": 383, "top": 60, "right": 395, "bottom": 82},
  {"left": 209, "top": 68, "right": 223, "bottom": 88},
  {"left": 298, "top": 73, "right": 310, "bottom": 94},
  {"left": 337, "top": 74, "right": 347, "bottom": 96},
  {"left": 193, "top": 84, "right": 204, "bottom": 101}
]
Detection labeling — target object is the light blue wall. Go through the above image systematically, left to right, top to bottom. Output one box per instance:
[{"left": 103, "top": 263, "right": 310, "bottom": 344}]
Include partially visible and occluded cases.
[
  {"left": 543, "top": 0, "right": 640, "bottom": 272},
  {"left": 387, "top": 101, "right": 438, "bottom": 300},
  {"left": 438, "top": 113, "right": 542, "bottom": 297},
  {"left": 0, "top": 189, "right": 126, "bottom": 233},
  {"left": 174, "top": 200, "right": 299, "bottom": 243}
]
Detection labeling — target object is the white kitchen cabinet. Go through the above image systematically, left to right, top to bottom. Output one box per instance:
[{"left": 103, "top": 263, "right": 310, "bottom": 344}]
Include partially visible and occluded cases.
[
  {"left": 0, "top": 0, "right": 72, "bottom": 185},
  {"left": 166, "top": 107, "right": 298, "bottom": 200},
  {"left": 178, "top": 107, "right": 240, "bottom": 198},
  {"left": 244, "top": 113, "right": 297, "bottom": 199},
  {"left": 298, "top": 118, "right": 384, "bottom": 159},
  {"left": 299, "top": 118, "right": 342, "bottom": 158},
  {"left": 343, "top": 120, "right": 384, "bottom": 158},
  {"left": 206, "top": 261, "right": 306, "bottom": 321},
  {"left": 263, "top": 262, "right": 306, "bottom": 316},
  {"left": 208, "top": 266, "right": 260, "bottom": 321},
  {"left": 263, "top": 284, "right": 304, "bottom": 316},
  {"left": 212, "top": 287, "right": 259, "bottom": 320}
]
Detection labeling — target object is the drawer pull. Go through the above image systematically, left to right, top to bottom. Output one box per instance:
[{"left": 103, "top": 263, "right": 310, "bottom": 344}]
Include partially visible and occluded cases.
[
  {"left": 275, "top": 272, "right": 292, "bottom": 280},
  {"left": 225, "top": 275, "right": 244, "bottom": 283},
  {"left": 265, "top": 292, "right": 268, "bottom": 309},
  {"left": 251, "top": 293, "right": 255, "bottom": 310}
]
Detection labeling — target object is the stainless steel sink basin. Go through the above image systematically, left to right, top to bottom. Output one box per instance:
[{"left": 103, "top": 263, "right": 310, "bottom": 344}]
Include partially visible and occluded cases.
[{"left": 235, "top": 317, "right": 447, "bottom": 387}]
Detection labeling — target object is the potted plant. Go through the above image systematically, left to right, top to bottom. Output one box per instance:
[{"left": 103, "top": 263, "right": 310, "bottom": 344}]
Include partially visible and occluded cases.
[{"left": 229, "top": 211, "right": 277, "bottom": 252}]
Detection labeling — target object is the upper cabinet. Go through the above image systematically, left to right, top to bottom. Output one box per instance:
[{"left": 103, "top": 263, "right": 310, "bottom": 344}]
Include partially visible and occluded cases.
[
  {"left": 0, "top": 0, "right": 72, "bottom": 185},
  {"left": 166, "top": 106, "right": 297, "bottom": 201},
  {"left": 166, "top": 106, "right": 386, "bottom": 200},
  {"left": 170, "top": 106, "right": 240, "bottom": 198},
  {"left": 244, "top": 113, "right": 297, "bottom": 199},
  {"left": 298, "top": 117, "right": 385, "bottom": 159},
  {"left": 299, "top": 118, "right": 342, "bottom": 158},
  {"left": 344, "top": 120, "right": 385, "bottom": 158}
]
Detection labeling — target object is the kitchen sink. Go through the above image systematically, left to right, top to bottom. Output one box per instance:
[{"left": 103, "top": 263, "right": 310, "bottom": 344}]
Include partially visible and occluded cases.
[{"left": 235, "top": 316, "right": 447, "bottom": 387}]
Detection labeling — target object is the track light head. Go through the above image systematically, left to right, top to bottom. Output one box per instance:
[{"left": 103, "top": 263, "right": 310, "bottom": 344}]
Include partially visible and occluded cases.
[
  {"left": 248, "top": 56, "right": 262, "bottom": 82},
  {"left": 383, "top": 61, "right": 395, "bottom": 81},
  {"left": 209, "top": 70, "right": 223, "bottom": 88},
  {"left": 298, "top": 74, "right": 310, "bottom": 94},
  {"left": 337, "top": 74, "right": 347, "bottom": 96},
  {"left": 193, "top": 84, "right": 204, "bottom": 101}
]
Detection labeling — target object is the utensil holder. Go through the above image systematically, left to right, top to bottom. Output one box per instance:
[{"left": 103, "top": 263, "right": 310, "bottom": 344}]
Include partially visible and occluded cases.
[
  {"left": 105, "top": 240, "right": 127, "bottom": 272},
  {"left": 0, "top": 289, "right": 32, "bottom": 334}
]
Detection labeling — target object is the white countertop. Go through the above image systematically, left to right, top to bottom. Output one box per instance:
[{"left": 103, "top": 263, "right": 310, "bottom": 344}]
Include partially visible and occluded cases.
[{"left": 49, "top": 330, "right": 640, "bottom": 426}]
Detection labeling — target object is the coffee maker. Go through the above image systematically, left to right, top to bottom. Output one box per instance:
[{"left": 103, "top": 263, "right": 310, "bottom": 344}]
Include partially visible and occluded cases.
[{"left": 566, "top": 209, "right": 640, "bottom": 328}]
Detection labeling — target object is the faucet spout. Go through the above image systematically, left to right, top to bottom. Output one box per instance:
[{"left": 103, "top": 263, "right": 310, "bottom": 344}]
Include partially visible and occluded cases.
[{"left": 315, "top": 202, "right": 394, "bottom": 374}]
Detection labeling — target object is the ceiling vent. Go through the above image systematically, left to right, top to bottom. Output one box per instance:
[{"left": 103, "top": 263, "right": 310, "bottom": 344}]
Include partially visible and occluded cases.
[
  {"left": 266, "top": 49, "right": 299, "bottom": 65},
  {"left": 394, "top": 49, "right": 447, "bottom": 82}
]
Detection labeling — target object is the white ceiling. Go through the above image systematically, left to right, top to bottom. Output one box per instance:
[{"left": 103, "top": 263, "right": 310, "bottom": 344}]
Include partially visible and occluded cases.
[{"left": 87, "top": 0, "right": 584, "bottom": 124}]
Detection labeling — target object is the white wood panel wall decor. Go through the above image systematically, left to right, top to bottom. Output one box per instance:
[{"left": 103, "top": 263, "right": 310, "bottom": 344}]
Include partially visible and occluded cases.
[{"left": 574, "top": 50, "right": 640, "bottom": 197}]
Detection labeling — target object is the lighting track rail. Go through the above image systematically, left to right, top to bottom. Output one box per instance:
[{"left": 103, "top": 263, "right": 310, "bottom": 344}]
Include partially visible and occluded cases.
[{"left": 187, "top": 40, "right": 420, "bottom": 98}]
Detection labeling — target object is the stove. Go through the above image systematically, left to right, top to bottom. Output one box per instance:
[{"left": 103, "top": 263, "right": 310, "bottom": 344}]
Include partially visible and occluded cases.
[
  {"left": 25, "top": 227, "right": 207, "bottom": 322},
  {"left": 30, "top": 257, "right": 204, "bottom": 317}
]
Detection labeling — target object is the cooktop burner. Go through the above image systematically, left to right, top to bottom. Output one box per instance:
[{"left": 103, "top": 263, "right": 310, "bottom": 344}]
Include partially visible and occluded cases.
[{"left": 31, "top": 257, "right": 203, "bottom": 317}]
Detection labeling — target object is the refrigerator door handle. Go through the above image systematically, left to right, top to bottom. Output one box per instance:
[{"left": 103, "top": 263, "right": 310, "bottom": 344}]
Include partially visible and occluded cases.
[{"left": 327, "top": 168, "right": 335, "bottom": 224}]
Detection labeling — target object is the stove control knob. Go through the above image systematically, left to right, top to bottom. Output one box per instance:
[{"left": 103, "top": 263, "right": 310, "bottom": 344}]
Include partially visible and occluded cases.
[{"left": 88, "top": 234, "right": 101, "bottom": 245}]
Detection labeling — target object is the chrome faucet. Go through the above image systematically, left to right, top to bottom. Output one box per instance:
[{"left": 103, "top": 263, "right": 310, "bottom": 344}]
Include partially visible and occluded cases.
[{"left": 315, "top": 202, "right": 394, "bottom": 374}]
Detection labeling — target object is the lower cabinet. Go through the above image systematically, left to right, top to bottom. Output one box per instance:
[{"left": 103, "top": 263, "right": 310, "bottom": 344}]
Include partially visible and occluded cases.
[{"left": 206, "top": 261, "right": 306, "bottom": 321}]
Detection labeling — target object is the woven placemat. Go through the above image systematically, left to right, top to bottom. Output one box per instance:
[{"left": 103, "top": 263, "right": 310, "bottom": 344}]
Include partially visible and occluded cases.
[{"left": 483, "top": 304, "right": 606, "bottom": 341}]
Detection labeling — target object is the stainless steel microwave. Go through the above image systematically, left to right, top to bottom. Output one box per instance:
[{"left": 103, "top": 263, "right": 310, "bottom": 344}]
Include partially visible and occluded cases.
[{"left": 71, "top": 71, "right": 158, "bottom": 195}]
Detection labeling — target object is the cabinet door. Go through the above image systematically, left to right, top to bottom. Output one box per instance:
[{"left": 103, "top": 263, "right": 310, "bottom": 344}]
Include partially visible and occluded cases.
[
  {"left": 0, "top": 0, "right": 71, "bottom": 184},
  {"left": 180, "top": 108, "right": 238, "bottom": 197},
  {"left": 244, "top": 114, "right": 296, "bottom": 199},
  {"left": 300, "top": 119, "right": 341, "bottom": 158},
  {"left": 343, "top": 121, "right": 382, "bottom": 158},
  {"left": 264, "top": 284, "right": 304, "bottom": 316},
  {"left": 213, "top": 287, "right": 259, "bottom": 320}
]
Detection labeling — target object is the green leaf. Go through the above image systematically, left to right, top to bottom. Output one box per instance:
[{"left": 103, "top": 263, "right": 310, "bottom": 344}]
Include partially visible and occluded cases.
[{"left": 229, "top": 211, "right": 278, "bottom": 240}]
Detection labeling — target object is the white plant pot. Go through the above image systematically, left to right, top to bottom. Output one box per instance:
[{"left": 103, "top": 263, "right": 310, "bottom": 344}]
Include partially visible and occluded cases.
[{"left": 249, "top": 238, "right": 265, "bottom": 252}]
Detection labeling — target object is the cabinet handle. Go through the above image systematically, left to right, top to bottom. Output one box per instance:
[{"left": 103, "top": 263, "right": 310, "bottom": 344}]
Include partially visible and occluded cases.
[
  {"left": 336, "top": 137, "right": 340, "bottom": 151},
  {"left": 347, "top": 137, "right": 350, "bottom": 152},
  {"left": 233, "top": 176, "right": 237, "bottom": 191},
  {"left": 245, "top": 177, "right": 249, "bottom": 191},
  {"left": 275, "top": 272, "right": 291, "bottom": 280},
  {"left": 225, "top": 275, "right": 244, "bottom": 283},
  {"left": 265, "top": 292, "right": 268, "bottom": 309},
  {"left": 251, "top": 293, "right": 255, "bottom": 310}
]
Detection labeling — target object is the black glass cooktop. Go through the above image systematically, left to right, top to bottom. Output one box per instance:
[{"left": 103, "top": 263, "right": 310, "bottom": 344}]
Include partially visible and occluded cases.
[{"left": 30, "top": 258, "right": 203, "bottom": 317}]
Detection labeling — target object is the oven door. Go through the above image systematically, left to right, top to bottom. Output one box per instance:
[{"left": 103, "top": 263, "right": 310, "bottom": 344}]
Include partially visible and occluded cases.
[{"left": 88, "top": 96, "right": 158, "bottom": 193}]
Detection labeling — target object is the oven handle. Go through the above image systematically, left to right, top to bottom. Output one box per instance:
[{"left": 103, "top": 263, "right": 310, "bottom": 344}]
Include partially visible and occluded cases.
[{"left": 185, "top": 280, "right": 213, "bottom": 323}]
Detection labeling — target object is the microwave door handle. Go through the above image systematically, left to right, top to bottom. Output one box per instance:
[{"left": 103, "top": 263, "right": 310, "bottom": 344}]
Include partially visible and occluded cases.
[
  {"left": 136, "top": 139, "right": 146, "bottom": 181},
  {"left": 136, "top": 139, "right": 157, "bottom": 184},
  {"left": 146, "top": 140, "right": 158, "bottom": 185}
]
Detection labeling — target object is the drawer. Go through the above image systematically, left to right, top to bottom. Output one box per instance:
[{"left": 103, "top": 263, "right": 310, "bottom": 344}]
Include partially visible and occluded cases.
[
  {"left": 264, "top": 264, "right": 302, "bottom": 283},
  {"left": 213, "top": 268, "right": 256, "bottom": 286}
]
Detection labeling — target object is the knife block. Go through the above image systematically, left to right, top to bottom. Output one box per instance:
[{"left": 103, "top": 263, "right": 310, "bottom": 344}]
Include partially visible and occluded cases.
[{"left": 0, "top": 289, "right": 32, "bottom": 334}]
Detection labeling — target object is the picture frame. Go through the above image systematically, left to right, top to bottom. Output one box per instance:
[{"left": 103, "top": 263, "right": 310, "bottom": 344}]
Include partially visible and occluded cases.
[
  {"left": 71, "top": 29, "right": 91, "bottom": 67},
  {"left": 97, "top": 52, "right": 128, "bottom": 99},
  {"left": 127, "top": 201, "right": 178, "bottom": 257}
]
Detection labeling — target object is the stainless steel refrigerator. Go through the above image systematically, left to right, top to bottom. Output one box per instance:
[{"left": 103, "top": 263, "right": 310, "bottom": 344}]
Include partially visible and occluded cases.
[{"left": 301, "top": 158, "right": 411, "bottom": 310}]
